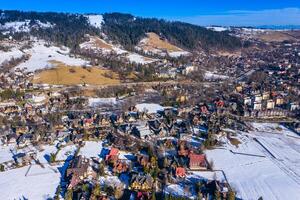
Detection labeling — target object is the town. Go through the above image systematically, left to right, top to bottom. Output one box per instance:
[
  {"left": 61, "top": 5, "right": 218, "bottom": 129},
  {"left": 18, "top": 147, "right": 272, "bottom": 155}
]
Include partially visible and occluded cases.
[{"left": 0, "top": 9, "right": 300, "bottom": 200}]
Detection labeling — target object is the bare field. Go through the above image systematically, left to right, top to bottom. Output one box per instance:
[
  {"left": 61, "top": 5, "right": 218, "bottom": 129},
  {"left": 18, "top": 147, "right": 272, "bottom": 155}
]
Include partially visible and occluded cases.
[
  {"left": 256, "top": 31, "right": 298, "bottom": 42},
  {"left": 140, "top": 32, "right": 182, "bottom": 52},
  {"left": 32, "top": 61, "right": 120, "bottom": 85}
]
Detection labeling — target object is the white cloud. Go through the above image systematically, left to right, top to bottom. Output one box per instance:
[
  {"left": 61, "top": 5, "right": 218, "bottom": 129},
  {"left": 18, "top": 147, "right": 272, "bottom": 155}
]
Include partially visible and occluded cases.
[{"left": 174, "top": 8, "right": 300, "bottom": 26}]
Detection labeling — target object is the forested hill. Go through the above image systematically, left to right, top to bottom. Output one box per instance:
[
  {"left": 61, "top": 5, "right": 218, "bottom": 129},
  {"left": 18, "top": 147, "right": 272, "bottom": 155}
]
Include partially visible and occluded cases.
[
  {"left": 0, "top": 10, "right": 241, "bottom": 51},
  {"left": 102, "top": 13, "right": 241, "bottom": 51}
]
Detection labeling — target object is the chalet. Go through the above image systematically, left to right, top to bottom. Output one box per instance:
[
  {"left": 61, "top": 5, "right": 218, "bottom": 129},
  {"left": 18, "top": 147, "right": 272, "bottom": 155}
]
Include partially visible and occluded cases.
[
  {"left": 131, "top": 124, "right": 152, "bottom": 139},
  {"left": 177, "top": 140, "right": 189, "bottom": 157},
  {"left": 105, "top": 148, "right": 119, "bottom": 163},
  {"left": 189, "top": 153, "right": 207, "bottom": 170},
  {"left": 137, "top": 154, "right": 150, "bottom": 168},
  {"left": 66, "top": 156, "right": 91, "bottom": 189},
  {"left": 113, "top": 160, "right": 129, "bottom": 174},
  {"left": 175, "top": 167, "right": 186, "bottom": 178},
  {"left": 130, "top": 174, "right": 154, "bottom": 191}
]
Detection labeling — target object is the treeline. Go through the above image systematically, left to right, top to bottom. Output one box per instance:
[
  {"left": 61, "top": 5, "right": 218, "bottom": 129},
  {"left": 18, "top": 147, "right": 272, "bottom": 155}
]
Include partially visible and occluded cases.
[{"left": 102, "top": 13, "right": 242, "bottom": 51}]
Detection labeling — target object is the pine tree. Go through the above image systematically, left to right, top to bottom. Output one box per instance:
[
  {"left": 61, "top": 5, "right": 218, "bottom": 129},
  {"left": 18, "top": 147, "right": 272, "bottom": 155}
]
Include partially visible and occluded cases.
[
  {"left": 65, "top": 189, "right": 73, "bottom": 200},
  {"left": 227, "top": 189, "right": 235, "bottom": 200},
  {"left": 214, "top": 190, "right": 221, "bottom": 200}
]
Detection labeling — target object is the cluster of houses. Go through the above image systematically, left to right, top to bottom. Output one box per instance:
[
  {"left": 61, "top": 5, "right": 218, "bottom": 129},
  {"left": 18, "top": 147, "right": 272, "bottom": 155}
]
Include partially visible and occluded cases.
[{"left": 0, "top": 79, "right": 235, "bottom": 199}]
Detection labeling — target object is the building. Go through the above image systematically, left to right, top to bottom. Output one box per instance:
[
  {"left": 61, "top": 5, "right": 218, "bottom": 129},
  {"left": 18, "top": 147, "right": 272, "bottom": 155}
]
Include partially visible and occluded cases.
[
  {"left": 266, "top": 100, "right": 275, "bottom": 110},
  {"left": 253, "top": 102, "right": 262, "bottom": 111},
  {"left": 188, "top": 153, "right": 207, "bottom": 170},
  {"left": 66, "top": 156, "right": 91, "bottom": 188}
]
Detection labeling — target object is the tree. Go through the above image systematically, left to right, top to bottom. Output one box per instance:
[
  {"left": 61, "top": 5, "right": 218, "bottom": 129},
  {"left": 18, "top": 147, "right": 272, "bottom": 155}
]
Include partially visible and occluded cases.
[
  {"left": 49, "top": 153, "right": 56, "bottom": 163},
  {"left": 98, "top": 161, "right": 105, "bottom": 176},
  {"left": 0, "top": 164, "right": 5, "bottom": 172},
  {"left": 82, "top": 183, "right": 90, "bottom": 193},
  {"left": 92, "top": 184, "right": 101, "bottom": 197},
  {"left": 54, "top": 185, "right": 61, "bottom": 200},
  {"left": 65, "top": 189, "right": 73, "bottom": 200},
  {"left": 227, "top": 189, "right": 235, "bottom": 200},
  {"left": 214, "top": 190, "right": 221, "bottom": 200},
  {"left": 152, "top": 192, "right": 156, "bottom": 200}
]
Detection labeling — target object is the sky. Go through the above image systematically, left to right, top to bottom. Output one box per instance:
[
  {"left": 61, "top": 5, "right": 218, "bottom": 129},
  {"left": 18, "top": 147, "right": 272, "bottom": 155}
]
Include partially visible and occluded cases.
[{"left": 1, "top": 0, "right": 300, "bottom": 26}]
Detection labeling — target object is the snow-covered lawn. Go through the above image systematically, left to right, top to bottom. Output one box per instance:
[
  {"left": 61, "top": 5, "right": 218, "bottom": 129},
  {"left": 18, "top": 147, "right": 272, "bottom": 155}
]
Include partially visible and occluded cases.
[
  {"left": 16, "top": 40, "right": 88, "bottom": 71},
  {"left": 88, "top": 97, "right": 117, "bottom": 107},
  {"left": 136, "top": 103, "right": 164, "bottom": 114},
  {"left": 206, "top": 123, "right": 300, "bottom": 200},
  {"left": 79, "top": 141, "right": 103, "bottom": 159},
  {"left": 36, "top": 145, "right": 57, "bottom": 163},
  {"left": 56, "top": 145, "right": 77, "bottom": 161},
  {"left": 0, "top": 164, "right": 61, "bottom": 200}
]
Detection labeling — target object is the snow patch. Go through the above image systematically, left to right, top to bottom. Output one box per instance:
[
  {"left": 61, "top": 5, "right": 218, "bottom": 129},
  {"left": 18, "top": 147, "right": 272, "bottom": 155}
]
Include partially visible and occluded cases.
[
  {"left": 86, "top": 15, "right": 103, "bottom": 29},
  {"left": 16, "top": 40, "right": 88, "bottom": 72},
  {"left": 136, "top": 103, "right": 164, "bottom": 114}
]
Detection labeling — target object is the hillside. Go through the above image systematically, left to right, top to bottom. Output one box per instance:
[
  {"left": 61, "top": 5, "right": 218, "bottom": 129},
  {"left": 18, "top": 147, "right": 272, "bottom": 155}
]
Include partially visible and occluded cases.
[
  {"left": 0, "top": 10, "right": 242, "bottom": 52},
  {"left": 102, "top": 13, "right": 242, "bottom": 51}
]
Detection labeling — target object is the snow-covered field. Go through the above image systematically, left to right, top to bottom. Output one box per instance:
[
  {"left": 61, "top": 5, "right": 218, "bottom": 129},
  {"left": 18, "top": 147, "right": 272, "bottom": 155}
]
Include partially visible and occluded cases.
[
  {"left": 17, "top": 40, "right": 88, "bottom": 71},
  {"left": 0, "top": 48, "right": 24, "bottom": 66},
  {"left": 126, "top": 53, "right": 156, "bottom": 64},
  {"left": 206, "top": 123, "right": 300, "bottom": 200},
  {"left": 0, "top": 144, "right": 16, "bottom": 163},
  {"left": 0, "top": 164, "right": 61, "bottom": 200}
]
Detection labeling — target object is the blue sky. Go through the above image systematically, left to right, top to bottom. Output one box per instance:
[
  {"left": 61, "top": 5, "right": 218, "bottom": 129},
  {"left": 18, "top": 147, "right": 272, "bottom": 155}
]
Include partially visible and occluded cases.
[{"left": 1, "top": 0, "right": 300, "bottom": 26}]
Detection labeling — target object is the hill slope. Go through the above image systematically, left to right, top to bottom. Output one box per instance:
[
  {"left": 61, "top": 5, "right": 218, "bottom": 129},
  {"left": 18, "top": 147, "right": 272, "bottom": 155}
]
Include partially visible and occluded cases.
[{"left": 0, "top": 10, "right": 241, "bottom": 52}]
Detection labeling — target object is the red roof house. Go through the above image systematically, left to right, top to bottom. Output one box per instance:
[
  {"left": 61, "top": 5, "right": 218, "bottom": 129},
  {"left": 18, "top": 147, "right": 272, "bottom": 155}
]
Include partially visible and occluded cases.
[
  {"left": 105, "top": 148, "right": 119, "bottom": 162},
  {"left": 189, "top": 153, "right": 207, "bottom": 170},
  {"left": 176, "top": 167, "right": 186, "bottom": 178}
]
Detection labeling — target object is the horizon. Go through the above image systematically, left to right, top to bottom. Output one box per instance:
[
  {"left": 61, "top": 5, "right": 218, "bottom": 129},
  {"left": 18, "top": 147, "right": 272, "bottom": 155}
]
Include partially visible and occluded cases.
[{"left": 1, "top": 0, "right": 300, "bottom": 27}]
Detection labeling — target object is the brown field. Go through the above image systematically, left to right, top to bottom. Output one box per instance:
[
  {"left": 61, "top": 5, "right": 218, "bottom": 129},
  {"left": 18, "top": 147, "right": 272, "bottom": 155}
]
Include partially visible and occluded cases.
[
  {"left": 256, "top": 31, "right": 298, "bottom": 42},
  {"left": 140, "top": 32, "right": 182, "bottom": 52},
  {"left": 32, "top": 62, "right": 120, "bottom": 85}
]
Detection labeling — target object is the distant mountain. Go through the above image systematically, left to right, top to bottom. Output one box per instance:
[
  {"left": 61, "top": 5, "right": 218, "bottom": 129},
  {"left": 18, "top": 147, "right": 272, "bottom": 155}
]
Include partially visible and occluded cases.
[
  {"left": 0, "top": 10, "right": 242, "bottom": 52},
  {"left": 256, "top": 25, "right": 300, "bottom": 30}
]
